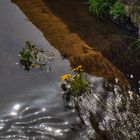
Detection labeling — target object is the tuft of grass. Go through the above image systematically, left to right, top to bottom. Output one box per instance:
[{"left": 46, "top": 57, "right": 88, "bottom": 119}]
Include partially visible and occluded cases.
[
  {"left": 88, "top": 0, "right": 115, "bottom": 18},
  {"left": 88, "top": 0, "right": 128, "bottom": 23},
  {"left": 110, "top": 2, "right": 128, "bottom": 22}
]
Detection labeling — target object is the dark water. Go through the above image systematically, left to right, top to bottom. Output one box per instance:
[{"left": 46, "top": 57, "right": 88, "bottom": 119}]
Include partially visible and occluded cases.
[{"left": 0, "top": 0, "right": 86, "bottom": 139}]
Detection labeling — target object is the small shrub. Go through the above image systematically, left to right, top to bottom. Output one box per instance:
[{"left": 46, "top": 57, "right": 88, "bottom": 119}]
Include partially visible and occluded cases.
[
  {"left": 88, "top": 0, "right": 115, "bottom": 18},
  {"left": 110, "top": 2, "right": 128, "bottom": 22},
  {"left": 61, "top": 66, "right": 90, "bottom": 98}
]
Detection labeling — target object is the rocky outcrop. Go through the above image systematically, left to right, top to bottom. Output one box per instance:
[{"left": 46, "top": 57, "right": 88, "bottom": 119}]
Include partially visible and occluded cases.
[
  {"left": 120, "top": 0, "right": 140, "bottom": 36},
  {"left": 75, "top": 76, "right": 140, "bottom": 140}
]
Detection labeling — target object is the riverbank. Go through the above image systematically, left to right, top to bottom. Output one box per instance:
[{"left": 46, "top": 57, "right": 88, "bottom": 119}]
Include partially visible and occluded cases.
[{"left": 12, "top": 0, "right": 135, "bottom": 85}]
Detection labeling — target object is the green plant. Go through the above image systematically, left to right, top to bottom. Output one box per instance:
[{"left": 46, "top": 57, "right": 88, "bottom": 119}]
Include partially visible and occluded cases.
[
  {"left": 88, "top": 0, "right": 115, "bottom": 18},
  {"left": 110, "top": 2, "right": 128, "bottom": 22},
  {"left": 19, "top": 41, "right": 54, "bottom": 71},
  {"left": 61, "top": 66, "right": 90, "bottom": 97}
]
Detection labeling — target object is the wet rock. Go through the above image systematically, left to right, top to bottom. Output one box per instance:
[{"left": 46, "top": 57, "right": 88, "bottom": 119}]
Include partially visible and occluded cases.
[
  {"left": 120, "top": 0, "right": 140, "bottom": 36},
  {"left": 75, "top": 76, "right": 140, "bottom": 140}
]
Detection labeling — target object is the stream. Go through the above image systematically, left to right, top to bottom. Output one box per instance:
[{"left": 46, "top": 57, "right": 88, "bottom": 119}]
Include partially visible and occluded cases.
[
  {"left": 0, "top": 0, "right": 140, "bottom": 140},
  {"left": 0, "top": 0, "right": 85, "bottom": 139}
]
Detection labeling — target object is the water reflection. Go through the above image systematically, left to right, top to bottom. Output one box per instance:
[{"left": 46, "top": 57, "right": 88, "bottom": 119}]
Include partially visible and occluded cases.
[
  {"left": 0, "top": 104, "right": 81, "bottom": 140},
  {"left": 13, "top": 104, "right": 21, "bottom": 111}
]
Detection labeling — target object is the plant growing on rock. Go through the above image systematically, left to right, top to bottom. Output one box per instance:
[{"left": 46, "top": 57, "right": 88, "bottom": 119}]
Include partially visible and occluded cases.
[
  {"left": 88, "top": 0, "right": 115, "bottom": 18},
  {"left": 88, "top": 0, "right": 129, "bottom": 25},
  {"left": 110, "top": 2, "right": 128, "bottom": 23},
  {"left": 19, "top": 41, "right": 54, "bottom": 72},
  {"left": 61, "top": 66, "right": 91, "bottom": 106}
]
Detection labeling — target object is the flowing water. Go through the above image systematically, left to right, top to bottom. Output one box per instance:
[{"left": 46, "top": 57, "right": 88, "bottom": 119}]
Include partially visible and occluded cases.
[
  {"left": 0, "top": 0, "right": 86, "bottom": 139},
  {"left": 0, "top": 0, "right": 140, "bottom": 140}
]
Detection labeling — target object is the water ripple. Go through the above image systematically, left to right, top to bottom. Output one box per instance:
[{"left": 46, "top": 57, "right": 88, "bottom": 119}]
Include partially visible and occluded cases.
[{"left": 0, "top": 104, "right": 82, "bottom": 140}]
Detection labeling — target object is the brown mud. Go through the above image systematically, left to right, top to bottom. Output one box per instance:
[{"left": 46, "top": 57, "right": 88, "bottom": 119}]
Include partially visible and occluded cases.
[{"left": 12, "top": 0, "right": 140, "bottom": 86}]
